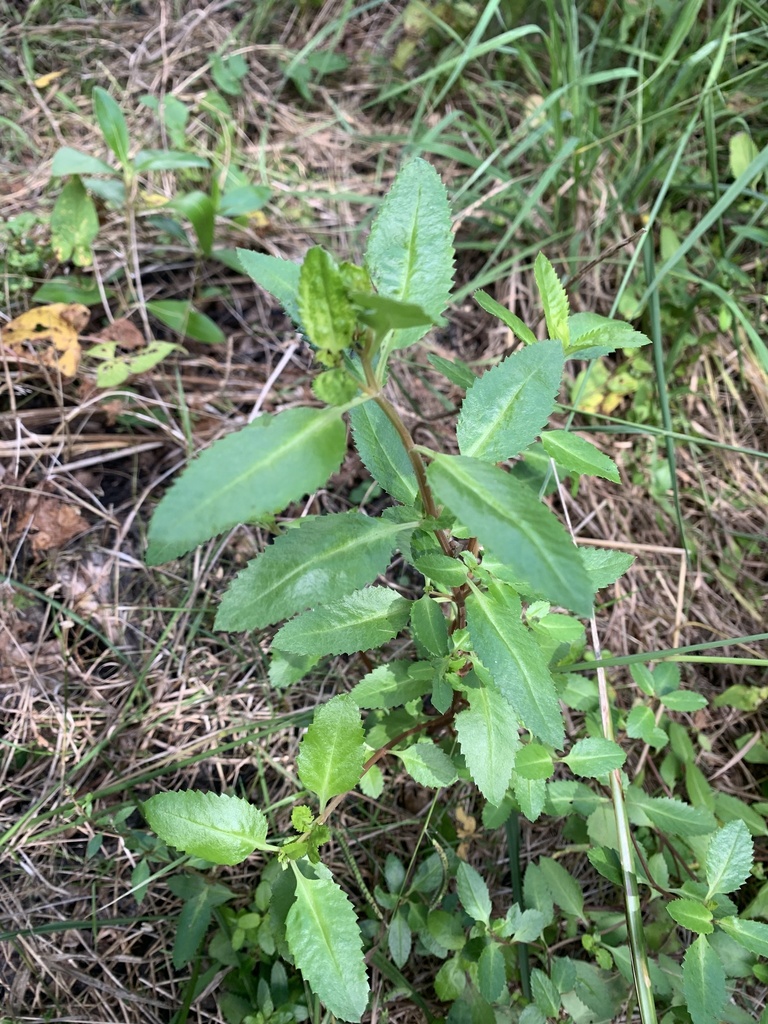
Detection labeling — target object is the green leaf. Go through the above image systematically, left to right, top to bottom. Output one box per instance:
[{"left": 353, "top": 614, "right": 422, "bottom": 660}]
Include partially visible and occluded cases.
[
  {"left": 211, "top": 52, "right": 248, "bottom": 96},
  {"left": 92, "top": 87, "right": 130, "bottom": 167},
  {"left": 729, "top": 131, "right": 760, "bottom": 181},
  {"left": 50, "top": 146, "right": 116, "bottom": 177},
  {"left": 133, "top": 149, "right": 210, "bottom": 171},
  {"left": 365, "top": 158, "right": 454, "bottom": 353},
  {"left": 50, "top": 176, "right": 99, "bottom": 267},
  {"left": 81, "top": 176, "right": 126, "bottom": 205},
  {"left": 218, "top": 184, "right": 271, "bottom": 217},
  {"left": 171, "top": 190, "right": 216, "bottom": 255},
  {"left": 298, "top": 246, "right": 355, "bottom": 353},
  {"left": 237, "top": 249, "right": 302, "bottom": 327},
  {"left": 534, "top": 253, "right": 569, "bottom": 344},
  {"left": 32, "top": 276, "right": 110, "bottom": 306},
  {"left": 473, "top": 290, "right": 537, "bottom": 346},
  {"left": 349, "top": 292, "right": 436, "bottom": 334},
  {"left": 146, "top": 299, "right": 225, "bottom": 343},
  {"left": 564, "top": 312, "right": 650, "bottom": 357},
  {"left": 457, "top": 340, "right": 564, "bottom": 462},
  {"left": 427, "top": 352, "right": 477, "bottom": 389},
  {"left": 312, "top": 368, "right": 359, "bottom": 406},
  {"left": 349, "top": 401, "right": 418, "bottom": 505},
  {"left": 147, "top": 407, "right": 346, "bottom": 563},
  {"left": 540, "top": 430, "right": 620, "bottom": 483},
  {"left": 428, "top": 455, "right": 594, "bottom": 616},
  {"left": 215, "top": 513, "right": 411, "bottom": 630},
  {"left": 579, "top": 547, "right": 635, "bottom": 589},
  {"left": 466, "top": 584, "right": 564, "bottom": 748},
  {"left": 274, "top": 587, "right": 411, "bottom": 657},
  {"left": 410, "top": 595, "right": 449, "bottom": 656},
  {"left": 268, "top": 650, "right": 320, "bottom": 689},
  {"left": 349, "top": 660, "right": 433, "bottom": 709},
  {"left": 455, "top": 675, "right": 520, "bottom": 805},
  {"left": 660, "top": 690, "right": 708, "bottom": 711},
  {"left": 297, "top": 694, "right": 365, "bottom": 809},
  {"left": 626, "top": 705, "right": 665, "bottom": 747},
  {"left": 563, "top": 738, "right": 626, "bottom": 778},
  {"left": 396, "top": 741, "right": 457, "bottom": 788},
  {"left": 516, "top": 743, "right": 554, "bottom": 781},
  {"left": 514, "top": 775, "right": 547, "bottom": 822},
  {"left": 143, "top": 790, "right": 269, "bottom": 865},
  {"left": 626, "top": 791, "right": 717, "bottom": 838},
  {"left": 713, "top": 792, "right": 768, "bottom": 837},
  {"left": 705, "top": 821, "right": 754, "bottom": 898},
  {"left": 538, "top": 857, "right": 584, "bottom": 920},
  {"left": 457, "top": 861, "right": 492, "bottom": 925},
  {"left": 286, "top": 867, "right": 369, "bottom": 1022},
  {"left": 168, "top": 875, "right": 233, "bottom": 968},
  {"left": 667, "top": 898, "right": 713, "bottom": 934},
  {"left": 388, "top": 911, "right": 411, "bottom": 969},
  {"left": 717, "top": 917, "right": 768, "bottom": 957},
  {"left": 682, "top": 936, "right": 727, "bottom": 1024},
  {"left": 477, "top": 943, "right": 506, "bottom": 1003},
  {"left": 435, "top": 956, "right": 467, "bottom": 1001},
  {"left": 531, "top": 968, "right": 560, "bottom": 1017}
]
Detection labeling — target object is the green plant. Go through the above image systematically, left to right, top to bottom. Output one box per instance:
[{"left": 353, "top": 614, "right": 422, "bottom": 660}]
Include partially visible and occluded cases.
[{"left": 141, "top": 160, "right": 766, "bottom": 1023}]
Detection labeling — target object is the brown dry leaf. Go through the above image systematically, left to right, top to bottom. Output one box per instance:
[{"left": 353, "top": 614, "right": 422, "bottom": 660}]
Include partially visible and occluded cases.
[
  {"left": 1, "top": 303, "right": 89, "bottom": 377},
  {"left": 94, "top": 317, "right": 145, "bottom": 350},
  {"left": 16, "top": 495, "right": 87, "bottom": 553},
  {"left": 456, "top": 805, "right": 478, "bottom": 860}
]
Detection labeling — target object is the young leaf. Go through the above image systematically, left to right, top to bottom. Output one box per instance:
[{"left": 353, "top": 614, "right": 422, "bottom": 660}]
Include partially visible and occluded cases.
[
  {"left": 92, "top": 86, "right": 131, "bottom": 167},
  {"left": 50, "top": 146, "right": 116, "bottom": 177},
  {"left": 133, "top": 149, "right": 209, "bottom": 171},
  {"left": 365, "top": 158, "right": 454, "bottom": 353},
  {"left": 50, "top": 176, "right": 99, "bottom": 267},
  {"left": 218, "top": 184, "right": 271, "bottom": 217},
  {"left": 171, "top": 190, "right": 216, "bottom": 255},
  {"left": 298, "top": 246, "right": 355, "bottom": 353},
  {"left": 237, "top": 249, "right": 302, "bottom": 327},
  {"left": 534, "top": 254, "right": 569, "bottom": 344},
  {"left": 474, "top": 290, "right": 537, "bottom": 346},
  {"left": 349, "top": 292, "right": 435, "bottom": 334},
  {"left": 146, "top": 299, "right": 225, "bottom": 343},
  {"left": 565, "top": 312, "right": 650, "bottom": 357},
  {"left": 457, "top": 340, "right": 564, "bottom": 462},
  {"left": 427, "top": 352, "right": 477, "bottom": 389},
  {"left": 349, "top": 401, "right": 418, "bottom": 505},
  {"left": 147, "top": 408, "right": 346, "bottom": 564},
  {"left": 540, "top": 430, "right": 620, "bottom": 483},
  {"left": 428, "top": 455, "right": 594, "bottom": 616},
  {"left": 215, "top": 513, "right": 413, "bottom": 631},
  {"left": 579, "top": 547, "right": 635, "bottom": 589},
  {"left": 466, "top": 584, "right": 565, "bottom": 749},
  {"left": 273, "top": 587, "right": 411, "bottom": 657},
  {"left": 410, "top": 595, "right": 449, "bottom": 656},
  {"left": 268, "top": 650, "right": 320, "bottom": 689},
  {"left": 349, "top": 660, "right": 433, "bottom": 709},
  {"left": 455, "top": 675, "right": 520, "bottom": 805},
  {"left": 660, "top": 690, "right": 708, "bottom": 711},
  {"left": 297, "top": 694, "right": 365, "bottom": 809},
  {"left": 626, "top": 705, "right": 666, "bottom": 747},
  {"left": 562, "top": 738, "right": 626, "bottom": 778},
  {"left": 396, "top": 741, "right": 458, "bottom": 788},
  {"left": 514, "top": 775, "right": 547, "bottom": 822},
  {"left": 143, "top": 790, "right": 269, "bottom": 865},
  {"left": 705, "top": 820, "right": 754, "bottom": 899},
  {"left": 538, "top": 857, "right": 585, "bottom": 920},
  {"left": 456, "top": 861, "right": 492, "bottom": 926},
  {"left": 286, "top": 867, "right": 369, "bottom": 1022},
  {"left": 167, "top": 875, "right": 233, "bottom": 968},
  {"left": 666, "top": 898, "right": 714, "bottom": 934},
  {"left": 388, "top": 911, "right": 412, "bottom": 969},
  {"left": 717, "top": 917, "right": 768, "bottom": 958},
  {"left": 682, "top": 936, "right": 727, "bottom": 1024},
  {"left": 477, "top": 943, "right": 506, "bottom": 1003}
]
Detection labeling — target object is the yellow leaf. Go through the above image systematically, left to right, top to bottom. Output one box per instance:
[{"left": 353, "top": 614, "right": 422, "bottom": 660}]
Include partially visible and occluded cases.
[
  {"left": 33, "top": 70, "right": 65, "bottom": 88},
  {"left": 1, "top": 303, "right": 88, "bottom": 377}
]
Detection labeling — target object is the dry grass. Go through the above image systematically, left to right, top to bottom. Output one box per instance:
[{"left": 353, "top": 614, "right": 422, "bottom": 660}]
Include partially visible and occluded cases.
[{"left": 1, "top": 1, "right": 767, "bottom": 1021}]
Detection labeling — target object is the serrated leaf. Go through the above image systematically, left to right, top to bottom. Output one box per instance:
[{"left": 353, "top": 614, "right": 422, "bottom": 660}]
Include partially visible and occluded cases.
[
  {"left": 92, "top": 86, "right": 130, "bottom": 167},
  {"left": 50, "top": 146, "right": 116, "bottom": 177},
  {"left": 133, "top": 149, "right": 210, "bottom": 171},
  {"left": 366, "top": 158, "right": 454, "bottom": 353},
  {"left": 50, "top": 176, "right": 99, "bottom": 267},
  {"left": 298, "top": 246, "right": 355, "bottom": 353},
  {"left": 237, "top": 249, "right": 302, "bottom": 326},
  {"left": 534, "top": 254, "right": 569, "bottom": 344},
  {"left": 473, "top": 290, "right": 537, "bottom": 346},
  {"left": 350, "top": 291, "right": 435, "bottom": 334},
  {"left": 146, "top": 299, "right": 225, "bottom": 343},
  {"left": 565, "top": 312, "right": 650, "bottom": 357},
  {"left": 457, "top": 340, "right": 564, "bottom": 462},
  {"left": 427, "top": 352, "right": 477, "bottom": 389},
  {"left": 312, "top": 368, "right": 359, "bottom": 406},
  {"left": 349, "top": 400, "right": 418, "bottom": 505},
  {"left": 147, "top": 408, "right": 346, "bottom": 564},
  {"left": 540, "top": 430, "right": 620, "bottom": 483},
  {"left": 428, "top": 455, "right": 594, "bottom": 616},
  {"left": 216, "top": 513, "right": 411, "bottom": 630},
  {"left": 580, "top": 547, "right": 635, "bottom": 589},
  {"left": 414, "top": 551, "right": 469, "bottom": 588},
  {"left": 466, "top": 584, "right": 564, "bottom": 748},
  {"left": 274, "top": 587, "right": 411, "bottom": 656},
  {"left": 410, "top": 595, "right": 449, "bottom": 656},
  {"left": 268, "top": 650, "right": 320, "bottom": 689},
  {"left": 349, "top": 660, "right": 433, "bottom": 709},
  {"left": 455, "top": 677, "right": 520, "bottom": 805},
  {"left": 660, "top": 690, "right": 708, "bottom": 711},
  {"left": 297, "top": 694, "right": 365, "bottom": 808},
  {"left": 626, "top": 705, "right": 661, "bottom": 745},
  {"left": 563, "top": 738, "right": 626, "bottom": 778},
  {"left": 396, "top": 741, "right": 457, "bottom": 788},
  {"left": 516, "top": 743, "right": 554, "bottom": 781},
  {"left": 514, "top": 775, "right": 547, "bottom": 822},
  {"left": 143, "top": 791, "right": 269, "bottom": 865},
  {"left": 626, "top": 791, "right": 717, "bottom": 838},
  {"left": 705, "top": 821, "right": 753, "bottom": 898},
  {"left": 538, "top": 857, "right": 584, "bottom": 919},
  {"left": 457, "top": 861, "right": 492, "bottom": 925},
  {"left": 286, "top": 867, "right": 369, "bottom": 1021},
  {"left": 168, "top": 875, "right": 233, "bottom": 968},
  {"left": 667, "top": 898, "right": 714, "bottom": 934},
  {"left": 509, "top": 905, "right": 549, "bottom": 942},
  {"left": 388, "top": 911, "right": 411, "bottom": 969},
  {"left": 717, "top": 917, "right": 768, "bottom": 957},
  {"left": 683, "top": 936, "right": 726, "bottom": 1024},
  {"left": 477, "top": 943, "right": 506, "bottom": 1002},
  {"left": 435, "top": 956, "right": 467, "bottom": 1001},
  {"left": 531, "top": 968, "right": 560, "bottom": 1016}
]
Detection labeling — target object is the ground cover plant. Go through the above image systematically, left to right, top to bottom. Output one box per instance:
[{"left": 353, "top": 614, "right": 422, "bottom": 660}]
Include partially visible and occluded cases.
[{"left": 1, "top": 1, "right": 767, "bottom": 1023}]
